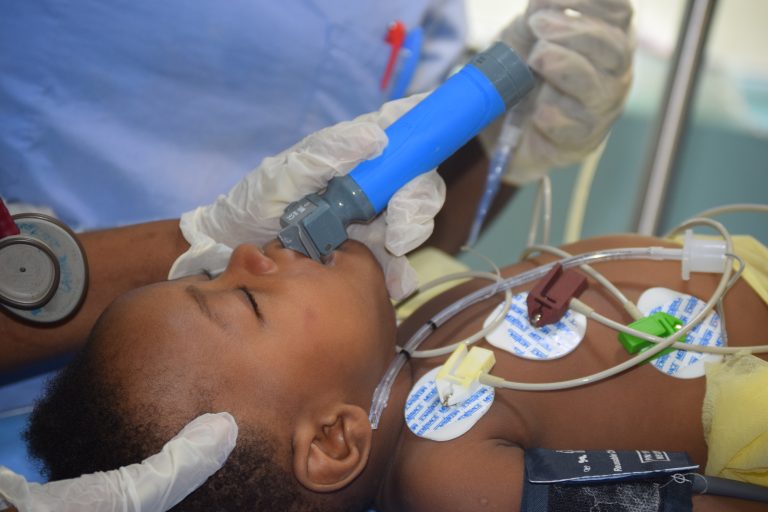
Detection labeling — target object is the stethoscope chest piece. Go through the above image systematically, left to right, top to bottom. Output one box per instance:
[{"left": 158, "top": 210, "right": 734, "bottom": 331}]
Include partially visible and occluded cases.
[{"left": 0, "top": 214, "right": 88, "bottom": 323}]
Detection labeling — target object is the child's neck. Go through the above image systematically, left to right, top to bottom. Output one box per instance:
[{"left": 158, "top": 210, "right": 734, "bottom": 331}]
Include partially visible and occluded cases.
[{"left": 372, "top": 357, "right": 415, "bottom": 510}]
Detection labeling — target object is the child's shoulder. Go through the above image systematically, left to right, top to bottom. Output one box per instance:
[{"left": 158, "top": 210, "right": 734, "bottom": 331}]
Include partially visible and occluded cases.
[{"left": 388, "top": 433, "right": 527, "bottom": 512}]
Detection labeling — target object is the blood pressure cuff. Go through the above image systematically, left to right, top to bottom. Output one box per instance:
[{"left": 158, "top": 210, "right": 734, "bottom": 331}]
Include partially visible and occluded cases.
[{"left": 521, "top": 448, "right": 698, "bottom": 512}]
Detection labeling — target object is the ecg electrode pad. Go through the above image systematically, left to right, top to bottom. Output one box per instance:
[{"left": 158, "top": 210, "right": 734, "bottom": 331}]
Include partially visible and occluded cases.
[
  {"left": 637, "top": 288, "right": 724, "bottom": 379},
  {"left": 483, "top": 292, "right": 587, "bottom": 360},
  {"left": 405, "top": 367, "right": 494, "bottom": 441}
]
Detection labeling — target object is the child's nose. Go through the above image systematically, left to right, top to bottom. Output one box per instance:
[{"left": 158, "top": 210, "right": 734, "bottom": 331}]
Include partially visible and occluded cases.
[{"left": 226, "top": 243, "right": 277, "bottom": 276}]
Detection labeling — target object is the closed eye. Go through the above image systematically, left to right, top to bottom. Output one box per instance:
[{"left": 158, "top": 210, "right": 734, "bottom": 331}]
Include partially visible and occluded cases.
[
  {"left": 202, "top": 270, "right": 263, "bottom": 324},
  {"left": 239, "top": 286, "right": 264, "bottom": 323}
]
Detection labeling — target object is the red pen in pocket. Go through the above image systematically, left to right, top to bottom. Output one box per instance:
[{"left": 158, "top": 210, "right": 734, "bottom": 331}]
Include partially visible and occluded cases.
[{"left": 381, "top": 20, "right": 406, "bottom": 91}]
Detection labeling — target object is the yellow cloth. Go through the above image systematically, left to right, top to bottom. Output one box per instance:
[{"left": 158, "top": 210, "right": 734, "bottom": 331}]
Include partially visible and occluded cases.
[
  {"left": 729, "top": 235, "right": 768, "bottom": 306},
  {"left": 703, "top": 352, "right": 768, "bottom": 485}
]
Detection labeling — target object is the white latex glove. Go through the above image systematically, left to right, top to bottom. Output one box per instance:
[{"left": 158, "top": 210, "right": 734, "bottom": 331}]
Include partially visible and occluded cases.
[
  {"left": 490, "top": 0, "right": 634, "bottom": 184},
  {"left": 169, "top": 93, "right": 446, "bottom": 300},
  {"left": 0, "top": 412, "right": 237, "bottom": 512}
]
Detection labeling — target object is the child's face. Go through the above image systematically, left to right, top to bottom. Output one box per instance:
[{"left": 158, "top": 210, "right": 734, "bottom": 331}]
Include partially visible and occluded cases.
[{"left": 99, "top": 239, "right": 397, "bottom": 432}]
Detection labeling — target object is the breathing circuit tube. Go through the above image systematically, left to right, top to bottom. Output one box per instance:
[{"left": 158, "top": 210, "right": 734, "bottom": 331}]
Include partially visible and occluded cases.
[
  {"left": 369, "top": 245, "right": 722, "bottom": 428},
  {"left": 371, "top": 246, "right": 682, "bottom": 426}
]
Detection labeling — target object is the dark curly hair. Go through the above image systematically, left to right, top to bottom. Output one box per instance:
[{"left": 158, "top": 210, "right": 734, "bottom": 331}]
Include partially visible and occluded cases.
[{"left": 23, "top": 310, "right": 368, "bottom": 511}]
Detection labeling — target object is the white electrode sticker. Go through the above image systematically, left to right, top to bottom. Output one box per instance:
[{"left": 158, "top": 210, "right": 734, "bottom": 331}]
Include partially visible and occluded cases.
[
  {"left": 637, "top": 287, "right": 724, "bottom": 379},
  {"left": 482, "top": 292, "right": 587, "bottom": 360},
  {"left": 405, "top": 366, "right": 494, "bottom": 442}
]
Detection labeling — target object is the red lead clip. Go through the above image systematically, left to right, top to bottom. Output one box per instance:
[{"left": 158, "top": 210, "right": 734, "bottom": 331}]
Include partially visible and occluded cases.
[
  {"left": 381, "top": 21, "right": 406, "bottom": 91},
  {"left": 526, "top": 263, "right": 587, "bottom": 327}
]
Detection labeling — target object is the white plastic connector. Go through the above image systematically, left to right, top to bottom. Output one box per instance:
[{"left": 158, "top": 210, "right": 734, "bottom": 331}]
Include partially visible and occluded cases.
[
  {"left": 681, "top": 229, "right": 727, "bottom": 280},
  {"left": 435, "top": 344, "right": 496, "bottom": 407}
]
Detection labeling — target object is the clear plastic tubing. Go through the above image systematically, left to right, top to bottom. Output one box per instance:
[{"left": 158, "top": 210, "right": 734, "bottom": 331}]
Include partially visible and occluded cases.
[
  {"left": 465, "top": 100, "right": 533, "bottom": 247},
  {"left": 465, "top": 108, "right": 522, "bottom": 247},
  {"left": 369, "top": 246, "right": 683, "bottom": 428}
]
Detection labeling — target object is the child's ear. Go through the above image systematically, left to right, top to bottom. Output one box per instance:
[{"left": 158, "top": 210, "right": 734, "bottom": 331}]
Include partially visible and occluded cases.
[{"left": 292, "top": 404, "right": 372, "bottom": 492}]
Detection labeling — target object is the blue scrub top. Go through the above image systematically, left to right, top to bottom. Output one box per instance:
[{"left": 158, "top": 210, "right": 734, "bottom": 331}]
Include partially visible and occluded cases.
[{"left": 0, "top": 0, "right": 466, "bottom": 230}]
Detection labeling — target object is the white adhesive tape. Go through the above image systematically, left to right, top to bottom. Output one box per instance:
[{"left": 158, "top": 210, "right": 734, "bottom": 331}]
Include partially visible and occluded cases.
[
  {"left": 637, "top": 287, "right": 724, "bottom": 379},
  {"left": 482, "top": 292, "right": 586, "bottom": 360},
  {"left": 405, "top": 366, "right": 494, "bottom": 442}
]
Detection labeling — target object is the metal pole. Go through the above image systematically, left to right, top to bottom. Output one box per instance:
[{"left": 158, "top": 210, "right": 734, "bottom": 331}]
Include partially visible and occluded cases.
[{"left": 635, "top": 0, "right": 717, "bottom": 235}]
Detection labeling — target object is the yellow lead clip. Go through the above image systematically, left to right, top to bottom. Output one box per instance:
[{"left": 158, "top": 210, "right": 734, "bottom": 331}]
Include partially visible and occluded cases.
[{"left": 435, "top": 344, "right": 496, "bottom": 407}]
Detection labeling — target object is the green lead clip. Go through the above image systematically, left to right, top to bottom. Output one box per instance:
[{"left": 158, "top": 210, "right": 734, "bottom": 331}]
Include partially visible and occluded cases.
[{"left": 618, "top": 312, "right": 685, "bottom": 363}]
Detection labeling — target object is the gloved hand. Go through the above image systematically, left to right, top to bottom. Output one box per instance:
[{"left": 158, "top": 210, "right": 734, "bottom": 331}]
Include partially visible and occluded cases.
[
  {"left": 492, "top": 0, "right": 634, "bottom": 184},
  {"left": 169, "top": 93, "right": 446, "bottom": 300},
  {"left": 0, "top": 412, "right": 237, "bottom": 512}
]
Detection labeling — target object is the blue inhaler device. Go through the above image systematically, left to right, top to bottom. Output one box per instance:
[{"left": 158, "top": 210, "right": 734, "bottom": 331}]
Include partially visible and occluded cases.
[{"left": 278, "top": 42, "right": 534, "bottom": 260}]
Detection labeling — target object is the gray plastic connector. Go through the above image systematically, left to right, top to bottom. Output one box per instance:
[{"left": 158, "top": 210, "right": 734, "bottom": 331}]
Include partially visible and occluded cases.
[
  {"left": 469, "top": 41, "right": 535, "bottom": 109},
  {"left": 278, "top": 175, "right": 376, "bottom": 260}
]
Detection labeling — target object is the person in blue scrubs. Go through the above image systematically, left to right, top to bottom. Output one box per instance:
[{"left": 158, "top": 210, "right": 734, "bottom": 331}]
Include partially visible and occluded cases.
[
  {"left": 0, "top": 0, "right": 466, "bottom": 231},
  {"left": 1, "top": 0, "right": 634, "bottom": 237}
]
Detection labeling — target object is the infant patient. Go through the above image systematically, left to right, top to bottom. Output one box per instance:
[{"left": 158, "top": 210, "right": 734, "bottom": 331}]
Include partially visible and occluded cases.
[{"left": 25, "top": 235, "right": 768, "bottom": 511}]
